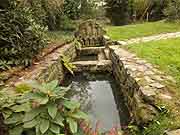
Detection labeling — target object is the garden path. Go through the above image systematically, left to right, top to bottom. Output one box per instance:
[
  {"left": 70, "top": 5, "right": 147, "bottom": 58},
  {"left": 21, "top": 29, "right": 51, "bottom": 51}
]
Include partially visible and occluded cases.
[{"left": 117, "top": 32, "right": 180, "bottom": 45}]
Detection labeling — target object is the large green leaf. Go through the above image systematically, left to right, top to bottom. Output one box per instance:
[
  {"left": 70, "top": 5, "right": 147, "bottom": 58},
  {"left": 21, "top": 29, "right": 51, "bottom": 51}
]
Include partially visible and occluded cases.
[
  {"left": 45, "top": 80, "right": 58, "bottom": 91},
  {"left": 27, "top": 81, "right": 45, "bottom": 90},
  {"left": 53, "top": 87, "right": 68, "bottom": 97},
  {"left": 31, "top": 92, "right": 49, "bottom": 105},
  {"left": 63, "top": 100, "right": 80, "bottom": 110},
  {"left": 11, "top": 102, "right": 31, "bottom": 112},
  {"left": 47, "top": 102, "right": 58, "bottom": 119},
  {"left": 23, "top": 108, "right": 41, "bottom": 122},
  {"left": 2, "top": 109, "right": 13, "bottom": 119},
  {"left": 71, "top": 111, "right": 89, "bottom": 120},
  {"left": 5, "top": 113, "right": 24, "bottom": 124},
  {"left": 53, "top": 113, "right": 64, "bottom": 126},
  {"left": 67, "top": 118, "right": 77, "bottom": 134},
  {"left": 23, "top": 119, "right": 37, "bottom": 128},
  {"left": 40, "top": 119, "right": 50, "bottom": 134},
  {"left": 50, "top": 123, "right": 60, "bottom": 134},
  {"left": 9, "top": 125, "right": 23, "bottom": 135}
]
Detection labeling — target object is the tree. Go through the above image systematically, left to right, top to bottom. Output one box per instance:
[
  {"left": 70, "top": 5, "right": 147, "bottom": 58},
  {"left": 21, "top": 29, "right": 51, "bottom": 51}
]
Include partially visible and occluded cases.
[
  {"left": 0, "top": 0, "right": 10, "bottom": 9},
  {"left": 64, "top": 0, "right": 81, "bottom": 19},
  {"left": 105, "top": 0, "right": 129, "bottom": 25}
]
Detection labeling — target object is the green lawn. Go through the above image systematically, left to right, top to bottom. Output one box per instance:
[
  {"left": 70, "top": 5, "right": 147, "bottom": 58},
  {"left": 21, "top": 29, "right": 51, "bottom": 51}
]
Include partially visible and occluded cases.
[
  {"left": 107, "top": 21, "right": 180, "bottom": 40},
  {"left": 126, "top": 38, "right": 180, "bottom": 86}
]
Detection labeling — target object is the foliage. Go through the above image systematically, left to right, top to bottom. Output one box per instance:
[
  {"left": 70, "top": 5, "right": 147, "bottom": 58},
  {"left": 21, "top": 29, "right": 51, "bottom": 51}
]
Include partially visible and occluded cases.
[
  {"left": 21, "top": 0, "right": 64, "bottom": 31},
  {"left": 64, "top": 0, "right": 81, "bottom": 20},
  {"left": 64, "top": 0, "right": 98, "bottom": 20},
  {"left": 80, "top": 0, "right": 98, "bottom": 19},
  {"left": 105, "top": 0, "right": 129, "bottom": 25},
  {"left": 129, "top": 0, "right": 168, "bottom": 21},
  {"left": 164, "top": 0, "right": 180, "bottom": 21},
  {"left": 0, "top": 2, "right": 47, "bottom": 71},
  {"left": 58, "top": 15, "right": 77, "bottom": 31},
  {"left": 46, "top": 31, "right": 73, "bottom": 43},
  {"left": 74, "top": 39, "right": 82, "bottom": 50},
  {"left": 61, "top": 55, "right": 76, "bottom": 75},
  {"left": 0, "top": 80, "right": 89, "bottom": 135},
  {"left": 141, "top": 107, "right": 169, "bottom": 135}
]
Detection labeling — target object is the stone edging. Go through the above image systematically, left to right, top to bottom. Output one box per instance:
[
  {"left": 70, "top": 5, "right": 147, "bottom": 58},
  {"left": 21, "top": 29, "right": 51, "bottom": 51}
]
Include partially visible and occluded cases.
[{"left": 6, "top": 42, "right": 76, "bottom": 86}]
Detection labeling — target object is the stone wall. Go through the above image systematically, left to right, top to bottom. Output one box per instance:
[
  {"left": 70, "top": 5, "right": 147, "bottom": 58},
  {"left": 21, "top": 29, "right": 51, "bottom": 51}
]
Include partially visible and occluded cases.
[
  {"left": 75, "top": 20, "right": 106, "bottom": 47},
  {"left": 0, "top": 42, "right": 77, "bottom": 135},
  {"left": 7, "top": 42, "right": 77, "bottom": 86},
  {"left": 110, "top": 47, "right": 158, "bottom": 125}
]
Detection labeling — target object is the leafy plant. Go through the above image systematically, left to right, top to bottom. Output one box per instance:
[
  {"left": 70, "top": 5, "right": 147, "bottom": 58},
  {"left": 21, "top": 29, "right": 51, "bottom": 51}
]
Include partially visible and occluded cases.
[
  {"left": 105, "top": 0, "right": 129, "bottom": 25},
  {"left": 164, "top": 0, "right": 180, "bottom": 21},
  {"left": 0, "top": 1, "right": 47, "bottom": 71},
  {"left": 74, "top": 39, "right": 82, "bottom": 50},
  {"left": 61, "top": 55, "right": 76, "bottom": 75},
  {"left": 0, "top": 80, "right": 88, "bottom": 135}
]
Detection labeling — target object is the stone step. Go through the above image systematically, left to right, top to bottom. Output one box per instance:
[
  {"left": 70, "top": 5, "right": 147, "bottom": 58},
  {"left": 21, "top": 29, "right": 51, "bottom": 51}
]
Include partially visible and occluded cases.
[{"left": 72, "top": 60, "right": 112, "bottom": 72}]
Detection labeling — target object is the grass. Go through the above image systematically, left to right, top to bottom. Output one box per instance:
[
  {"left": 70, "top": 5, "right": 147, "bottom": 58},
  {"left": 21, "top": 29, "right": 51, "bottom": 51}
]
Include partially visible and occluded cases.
[
  {"left": 106, "top": 21, "right": 180, "bottom": 40},
  {"left": 46, "top": 31, "right": 73, "bottom": 43},
  {"left": 126, "top": 38, "right": 180, "bottom": 86},
  {"left": 126, "top": 38, "right": 180, "bottom": 134}
]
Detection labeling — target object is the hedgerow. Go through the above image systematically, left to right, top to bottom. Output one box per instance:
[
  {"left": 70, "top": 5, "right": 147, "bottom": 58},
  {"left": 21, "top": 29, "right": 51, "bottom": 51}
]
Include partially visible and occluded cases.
[{"left": 0, "top": 1, "right": 47, "bottom": 70}]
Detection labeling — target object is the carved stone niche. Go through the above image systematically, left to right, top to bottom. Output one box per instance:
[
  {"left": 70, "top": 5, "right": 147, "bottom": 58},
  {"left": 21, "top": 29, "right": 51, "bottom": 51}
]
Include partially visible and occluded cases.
[{"left": 75, "top": 20, "right": 107, "bottom": 47}]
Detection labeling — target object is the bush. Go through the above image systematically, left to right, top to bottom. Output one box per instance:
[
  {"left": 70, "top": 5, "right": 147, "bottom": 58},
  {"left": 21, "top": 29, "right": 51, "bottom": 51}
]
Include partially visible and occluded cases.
[
  {"left": 64, "top": 0, "right": 81, "bottom": 20},
  {"left": 105, "top": 0, "right": 129, "bottom": 25},
  {"left": 129, "top": 0, "right": 168, "bottom": 21},
  {"left": 164, "top": 0, "right": 180, "bottom": 21},
  {"left": 0, "top": 2, "right": 47, "bottom": 71},
  {"left": 58, "top": 15, "right": 77, "bottom": 31},
  {"left": 0, "top": 80, "right": 88, "bottom": 135}
]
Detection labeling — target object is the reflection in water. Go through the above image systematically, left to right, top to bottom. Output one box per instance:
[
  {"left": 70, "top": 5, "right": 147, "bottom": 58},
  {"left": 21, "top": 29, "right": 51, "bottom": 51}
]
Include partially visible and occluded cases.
[{"left": 65, "top": 73, "right": 129, "bottom": 132}]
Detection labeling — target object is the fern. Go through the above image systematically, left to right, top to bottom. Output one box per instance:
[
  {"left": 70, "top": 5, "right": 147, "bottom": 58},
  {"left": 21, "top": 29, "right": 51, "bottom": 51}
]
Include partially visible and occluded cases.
[{"left": 61, "top": 55, "right": 76, "bottom": 75}]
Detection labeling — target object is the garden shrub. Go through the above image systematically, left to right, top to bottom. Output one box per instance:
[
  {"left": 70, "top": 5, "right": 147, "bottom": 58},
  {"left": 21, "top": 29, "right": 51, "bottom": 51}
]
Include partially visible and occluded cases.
[
  {"left": 64, "top": 0, "right": 81, "bottom": 20},
  {"left": 105, "top": 0, "right": 129, "bottom": 25},
  {"left": 129, "top": 0, "right": 168, "bottom": 21},
  {"left": 164, "top": 0, "right": 180, "bottom": 21},
  {"left": 0, "top": 1, "right": 47, "bottom": 71},
  {"left": 0, "top": 80, "right": 89, "bottom": 135}
]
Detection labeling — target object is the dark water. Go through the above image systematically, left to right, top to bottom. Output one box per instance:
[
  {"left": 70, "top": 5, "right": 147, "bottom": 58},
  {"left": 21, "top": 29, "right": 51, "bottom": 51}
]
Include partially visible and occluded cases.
[
  {"left": 75, "top": 54, "right": 97, "bottom": 61},
  {"left": 65, "top": 73, "right": 130, "bottom": 131}
]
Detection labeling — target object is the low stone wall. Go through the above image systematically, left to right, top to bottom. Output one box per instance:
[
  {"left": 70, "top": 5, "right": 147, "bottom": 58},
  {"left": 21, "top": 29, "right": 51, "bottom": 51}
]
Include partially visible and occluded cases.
[
  {"left": 7, "top": 42, "right": 77, "bottom": 86},
  {"left": 109, "top": 47, "right": 158, "bottom": 125}
]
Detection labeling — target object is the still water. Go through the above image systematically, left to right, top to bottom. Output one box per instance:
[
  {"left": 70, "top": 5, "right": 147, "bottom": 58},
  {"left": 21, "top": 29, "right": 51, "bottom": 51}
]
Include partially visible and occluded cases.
[{"left": 65, "top": 73, "right": 129, "bottom": 131}]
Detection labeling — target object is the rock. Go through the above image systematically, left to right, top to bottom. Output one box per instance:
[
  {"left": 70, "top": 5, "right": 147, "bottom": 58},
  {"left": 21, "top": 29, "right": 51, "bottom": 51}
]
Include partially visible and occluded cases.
[
  {"left": 103, "top": 35, "right": 110, "bottom": 41},
  {"left": 117, "top": 40, "right": 127, "bottom": 45},
  {"left": 150, "top": 83, "right": 165, "bottom": 89},
  {"left": 159, "top": 94, "right": 172, "bottom": 100},
  {"left": 136, "top": 104, "right": 158, "bottom": 125},
  {"left": 165, "top": 129, "right": 180, "bottom": 135}
]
